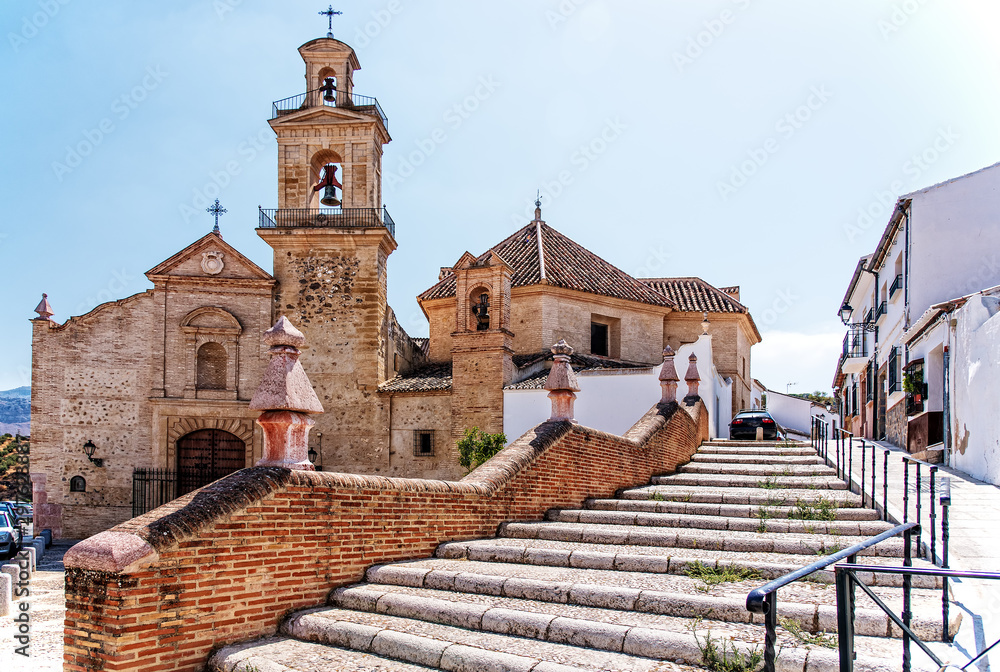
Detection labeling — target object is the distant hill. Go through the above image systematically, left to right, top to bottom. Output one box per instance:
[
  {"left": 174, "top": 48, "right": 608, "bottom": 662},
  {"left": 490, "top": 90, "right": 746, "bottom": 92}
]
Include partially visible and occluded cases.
[{"left": 0, "top": 388, "right": 30, "bottom": 434}]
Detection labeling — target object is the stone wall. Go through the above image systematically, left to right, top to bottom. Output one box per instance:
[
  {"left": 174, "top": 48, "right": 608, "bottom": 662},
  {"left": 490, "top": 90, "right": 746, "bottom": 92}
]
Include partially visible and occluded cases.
[
  {"left": 385, "top": 392, "right": 457, "bottom": 479},
  {"left": 62, "top": 399, "right": 708, "bottom": 672},
  {"left": 885, "top": 399, "right": 907, "bottom": 449}
]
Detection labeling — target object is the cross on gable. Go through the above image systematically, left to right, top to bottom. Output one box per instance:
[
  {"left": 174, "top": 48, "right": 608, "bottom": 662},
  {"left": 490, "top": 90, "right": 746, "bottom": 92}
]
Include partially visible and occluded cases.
[
  {"left": 319, "top": 5, "right": 342, "bottom": 38},
  {"left": 207, "top": 199, "right": 227, "bottom": 235}
]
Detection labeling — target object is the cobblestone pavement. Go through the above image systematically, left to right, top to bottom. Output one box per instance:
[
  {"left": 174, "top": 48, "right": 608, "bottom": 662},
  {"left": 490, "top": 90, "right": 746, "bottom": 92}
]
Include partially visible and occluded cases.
[{"left": 0, "top": 540, "right": 76, "bottom": 672}]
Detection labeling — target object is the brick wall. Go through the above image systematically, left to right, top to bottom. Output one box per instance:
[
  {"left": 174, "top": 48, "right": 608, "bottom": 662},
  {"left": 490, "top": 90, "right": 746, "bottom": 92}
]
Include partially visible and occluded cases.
[{"left": 62, "top": 399, "right": 707, "bottom": 672}]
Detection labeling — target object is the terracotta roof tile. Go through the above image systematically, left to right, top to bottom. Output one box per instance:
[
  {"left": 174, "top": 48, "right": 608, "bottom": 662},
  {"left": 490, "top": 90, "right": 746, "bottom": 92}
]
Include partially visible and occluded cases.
[
  {"left": 419, "top": 222, "right": 673, "bottom": 308},
  {"left": 640, "top": 277, "right": 747, "bottom": 314},
  {"left": 505, "top": 352, "right": 650, "bottom": 390},
  {"left": 379, "top": 362, "right": 452, "bottom": 393}
]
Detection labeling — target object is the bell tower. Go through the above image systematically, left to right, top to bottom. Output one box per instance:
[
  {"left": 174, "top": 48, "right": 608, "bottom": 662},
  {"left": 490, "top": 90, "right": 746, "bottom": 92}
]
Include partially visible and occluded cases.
[
  {"left": 258, "top": 34, "right": 394, "bottom": 473},
  {"left": 448, "top": 251, "right": 515, "bottom": 444}
]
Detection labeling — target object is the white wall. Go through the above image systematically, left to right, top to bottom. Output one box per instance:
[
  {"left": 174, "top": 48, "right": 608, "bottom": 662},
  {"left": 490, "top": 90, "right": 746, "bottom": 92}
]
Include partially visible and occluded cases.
[
  {"left": 909, "top": 165, "right": 1000, "bottom": 316},
  {"left": 950, "top": 294, "right": 1000, "bottom": 485},
  {"left": 503, "top": 334, "right": 732, "bottom": 442},
  {"left": 766, "top": 390, "right": 836, "bottom": 436}
]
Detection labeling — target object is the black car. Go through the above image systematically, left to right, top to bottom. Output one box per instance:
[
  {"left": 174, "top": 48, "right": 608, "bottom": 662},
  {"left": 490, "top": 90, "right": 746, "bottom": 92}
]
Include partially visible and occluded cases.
[{"left": 729, "top": 410, "right": 779, "bottom": 440}]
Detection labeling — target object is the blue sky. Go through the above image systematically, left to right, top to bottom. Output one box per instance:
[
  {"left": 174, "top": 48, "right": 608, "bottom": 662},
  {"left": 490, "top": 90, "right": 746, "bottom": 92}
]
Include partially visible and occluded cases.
[{"left": 3, "top": 0, "right": 1000, "bottom": 394}]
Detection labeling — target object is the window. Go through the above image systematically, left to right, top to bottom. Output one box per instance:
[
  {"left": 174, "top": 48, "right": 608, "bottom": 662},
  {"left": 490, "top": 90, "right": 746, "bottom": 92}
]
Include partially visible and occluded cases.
[
  {"left": 591, "top": 322, "right": 609, "bottom": 357},
  {"left": 197, "top": 342, "right": 228, "bottom": 389},
  {"left": 888, "top": 347, "right": 901, "bottom": 393},
  {"left": 413, "top": 431, "right": 434, "bottom": 457},
  {"left": 70, "top": 476, "right": 86, "bottom": 492}
]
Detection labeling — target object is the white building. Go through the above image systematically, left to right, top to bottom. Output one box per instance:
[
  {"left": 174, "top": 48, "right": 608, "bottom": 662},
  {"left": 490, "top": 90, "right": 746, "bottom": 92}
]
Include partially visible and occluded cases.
[{"left": 833, "top": 162, "right": 1000, "bottom": 460}]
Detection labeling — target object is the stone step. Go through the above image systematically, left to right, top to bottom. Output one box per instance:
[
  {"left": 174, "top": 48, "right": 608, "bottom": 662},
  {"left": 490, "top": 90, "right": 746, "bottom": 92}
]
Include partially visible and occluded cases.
[
  {"left": 697, "top": 444, "right": 817, "bottom": 456},
  {"left": 689, "top": 453, "right": 823, "bottom": 465},
  {"left": 676, "top": 462, "right": 838, "bottom": 477},
  {"left": 651, "top": 473, "right": 848, "bottom": 490},
  {"left": 620, "top": 485, "right": 865, "bottom": 507},
  {"left": 584, "top": 497, "right": 880, "bottom": 521},
  {"left": 544, "top": 508, "right": 895, "bottom": 536},
  {"left": 497, "top": 521, "right": 904, "bottom": 557},
  {"left": 435, "top": 537, "right": 942, "bottom": 589},
  {"left": 334, "top": 579, "right": 955, "bottom": 645},
  {"left": 276, "top": 604, "right": 888, "bottom": 672},
  {"left": 210, "top": 635, "right": 439, "bottom": 671}
]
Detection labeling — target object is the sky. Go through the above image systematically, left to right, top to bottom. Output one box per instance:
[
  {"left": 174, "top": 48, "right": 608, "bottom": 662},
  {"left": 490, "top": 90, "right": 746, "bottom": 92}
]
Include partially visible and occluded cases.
[{"left": 3, "top": 0, "right": 1000, "bottom": 395}]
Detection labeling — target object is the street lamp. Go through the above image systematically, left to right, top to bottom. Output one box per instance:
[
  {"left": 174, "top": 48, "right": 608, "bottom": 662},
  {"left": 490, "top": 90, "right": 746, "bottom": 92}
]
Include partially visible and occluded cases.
[
  {"left": 839, "top": 302, "right": 854, "bottom": 325},
  {"left": 82, "top": 440, "right": 104, "bottom": 467}
]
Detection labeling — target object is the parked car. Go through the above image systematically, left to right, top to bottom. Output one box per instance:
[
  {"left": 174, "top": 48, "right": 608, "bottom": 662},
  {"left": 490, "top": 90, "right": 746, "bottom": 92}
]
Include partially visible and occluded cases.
[
  {"left": 729, "top": 410, "right": 779, "bottom": 440},
  {"left": 0, "top": 501, "right": 22, "bottom": 525},
  {"left": 0, "top": 511, "right": 23, "bottom": 561}
]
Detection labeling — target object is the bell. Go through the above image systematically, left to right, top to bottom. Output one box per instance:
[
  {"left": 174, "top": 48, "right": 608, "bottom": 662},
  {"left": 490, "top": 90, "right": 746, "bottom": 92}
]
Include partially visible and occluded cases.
[
  {"left": 322, "top": 77, "right": 336, "bottom": 103},
  {"left": 320, "top": 185, "right": 341, "bottom": 207}
]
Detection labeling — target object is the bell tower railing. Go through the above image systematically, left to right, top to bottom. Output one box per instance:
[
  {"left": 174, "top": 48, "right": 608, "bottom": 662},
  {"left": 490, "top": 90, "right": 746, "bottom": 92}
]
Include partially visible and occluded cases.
[
  {"left": 271, "top": 86, "right": 388, "bottom": 129},
  {"left": 258, "top": 207, "right": 395, "bottom": 237}
]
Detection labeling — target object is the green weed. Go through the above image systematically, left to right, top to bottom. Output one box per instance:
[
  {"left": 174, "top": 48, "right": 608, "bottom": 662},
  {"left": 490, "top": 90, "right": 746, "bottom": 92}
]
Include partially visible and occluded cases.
[
  {"left": 757, "top": 476, "right": 783, "bottom": 490},
  {"left": 788, "top": 497, "right": 837, "bottom": 522},
  {"left": 685, "top": 561, "right": 762, "bottom": 587},
  {"left": 779, "top": 617, "right": 838, "bottom": 649},
  {"left": 693, "top": 628, "right": 765, "bottom": 672}
]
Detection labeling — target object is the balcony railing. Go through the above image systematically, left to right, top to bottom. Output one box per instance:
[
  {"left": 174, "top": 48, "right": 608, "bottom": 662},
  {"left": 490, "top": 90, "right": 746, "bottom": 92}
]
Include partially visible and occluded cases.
[
  {"left": 271, "top": 87, "right": 388, "bottom": 129},
  {"left": 258, "top": 207, "right": 395, "bottom": 237},
  {"left": 890, "top": 273, "right": 903, "bottom": 297},
  {"left": 874, "top": 301, "right": 888, "bottom": 323},
  {"left": 863, "top": 307, "right": 874, "bottom": 325},
  {"left": 841, "top": 323, "right": 868, "bottom": 360}
]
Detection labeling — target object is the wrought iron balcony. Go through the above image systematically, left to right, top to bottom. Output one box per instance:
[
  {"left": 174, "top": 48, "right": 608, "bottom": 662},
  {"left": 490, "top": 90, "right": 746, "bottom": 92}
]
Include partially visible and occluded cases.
[
  {"left": 271, "top": 86, "right": 388, "bottom": 129},
  {"left": 258, "top": 207, "right": 395, "bottom": 237},
  {"left": 890, "top": 273, "right": 903, "bottom": 297},
  {"left": 874, "top": 301, "right": 888, "bottom": 323},
  {"left": 841, "top": 323, "right": 869, "bottom": 361}
]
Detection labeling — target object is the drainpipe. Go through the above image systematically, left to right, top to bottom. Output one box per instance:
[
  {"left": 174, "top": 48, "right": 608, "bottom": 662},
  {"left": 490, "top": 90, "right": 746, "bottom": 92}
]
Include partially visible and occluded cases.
[{"left": 943, "top": 343, "right": 951, "bottom": 465}]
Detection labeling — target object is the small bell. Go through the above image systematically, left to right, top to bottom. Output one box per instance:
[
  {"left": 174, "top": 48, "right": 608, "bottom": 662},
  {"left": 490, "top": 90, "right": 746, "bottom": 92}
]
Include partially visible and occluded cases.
[
  {"left": 322, "top": 77, "right": 336, "bottom": 103},
  {"left": 320, "top": 185, "right": 341, "bottom": 207}
]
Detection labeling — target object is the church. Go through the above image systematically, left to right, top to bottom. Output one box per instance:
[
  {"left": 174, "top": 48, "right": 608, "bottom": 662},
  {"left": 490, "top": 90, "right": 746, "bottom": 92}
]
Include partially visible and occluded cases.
[{"left": 29, "top": 34, "right": 760, "bottom": 540}]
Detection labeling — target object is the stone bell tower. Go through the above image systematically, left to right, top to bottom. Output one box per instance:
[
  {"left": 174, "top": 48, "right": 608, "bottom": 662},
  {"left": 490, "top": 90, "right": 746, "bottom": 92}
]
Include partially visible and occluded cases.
[
  {"left": 257, "top": 34, "right": 394, "bottom": 473},
  {"left": 448, "top": 251, "right": 515, "bottom": 444}
]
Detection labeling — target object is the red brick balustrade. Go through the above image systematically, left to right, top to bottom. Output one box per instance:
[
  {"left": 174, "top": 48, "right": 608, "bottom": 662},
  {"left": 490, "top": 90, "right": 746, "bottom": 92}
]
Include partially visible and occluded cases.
[{"left": 62, "top": 401, "right": 707, "bottom": 672}]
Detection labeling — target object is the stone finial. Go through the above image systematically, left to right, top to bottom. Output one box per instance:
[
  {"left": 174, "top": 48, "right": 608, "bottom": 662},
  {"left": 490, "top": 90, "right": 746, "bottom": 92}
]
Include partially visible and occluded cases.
[
  {"left": 34, "top": 293, "right": 54, "bottom": 320},
  {"left": 701, "top": 312, "right": 711, "bottom": 335},
  {"left": 250, "top": 316, "right": 324, "bottom": 471},
  {"left": 544, "top": 340, "right": 580, "bottom": 422},
  {"left": 659, "top": 346, "right": 679, "bottom": 404},
  {"left": 684, "top": 352, "right": 701, "bottom": 398}
]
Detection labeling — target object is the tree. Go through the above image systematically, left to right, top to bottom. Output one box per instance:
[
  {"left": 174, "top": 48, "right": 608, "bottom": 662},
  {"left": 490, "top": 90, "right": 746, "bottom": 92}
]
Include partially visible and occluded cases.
[
  {"left": 790, "top": 390, "right": 834, "bottom": 407},
  {"left": 457, "top": 427, "right": 507, "bottom": 473}
]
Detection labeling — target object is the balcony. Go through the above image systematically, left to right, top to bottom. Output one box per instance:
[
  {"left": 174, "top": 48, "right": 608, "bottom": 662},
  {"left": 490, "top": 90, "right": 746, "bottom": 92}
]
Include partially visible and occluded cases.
[
  {"left": 271, "top": 87, "right": 388, "bottom": 130},
  {"left": 258, "top": 207, "right": 395, "bottom": 238},
  {"left": 890, "top": 273, "right": 903, "bottom": 298},
  {"left": 874, "top": 301, "right": 888, "bottom": 324},
  {"left": 840, "top": 323, "right": 869, "bottom": 375}
]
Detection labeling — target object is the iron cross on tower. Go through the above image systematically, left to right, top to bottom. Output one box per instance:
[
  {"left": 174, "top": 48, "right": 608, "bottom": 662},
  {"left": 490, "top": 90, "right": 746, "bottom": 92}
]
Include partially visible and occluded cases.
[
  {"left": 319, "top": 5, "right": 342, "bottom": 38},
  {"left": 207, "top": 199, "right": 227, "bottom": 235}
]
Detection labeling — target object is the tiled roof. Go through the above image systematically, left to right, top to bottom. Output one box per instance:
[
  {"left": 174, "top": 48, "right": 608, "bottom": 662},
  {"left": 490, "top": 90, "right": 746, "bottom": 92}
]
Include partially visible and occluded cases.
[
  {"left": 418, "top": 222, "right": 673, "bottom": 308},
  {"left": 640, "top": 277, "right": 747, "bottom": 314},
  {"left": 505, "top": 351, "right": 651, "bottom": 390},
  {"left": 379, "top": 362, "right": 452, "bottom": 393}
]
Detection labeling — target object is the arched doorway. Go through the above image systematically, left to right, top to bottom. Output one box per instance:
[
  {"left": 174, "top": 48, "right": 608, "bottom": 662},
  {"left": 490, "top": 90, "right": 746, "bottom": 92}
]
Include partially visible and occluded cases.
[{"left": 176, "top": 429, "right": 246, "bottom": 496}]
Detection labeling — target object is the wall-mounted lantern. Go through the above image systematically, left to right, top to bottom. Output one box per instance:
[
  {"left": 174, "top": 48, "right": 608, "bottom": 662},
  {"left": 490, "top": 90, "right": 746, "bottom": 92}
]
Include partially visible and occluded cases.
[
  {"left": 839, "top": 302, "right": 854, "bottom": 325},
  {"left": 82, "top": 440, "right": 104, "bottom": 467}
]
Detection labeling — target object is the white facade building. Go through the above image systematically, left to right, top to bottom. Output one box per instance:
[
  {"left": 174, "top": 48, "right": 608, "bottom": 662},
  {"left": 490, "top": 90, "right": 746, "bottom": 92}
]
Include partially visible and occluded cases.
[{"left": 834, "top": 162, "right": 1000, "bottom": 464}]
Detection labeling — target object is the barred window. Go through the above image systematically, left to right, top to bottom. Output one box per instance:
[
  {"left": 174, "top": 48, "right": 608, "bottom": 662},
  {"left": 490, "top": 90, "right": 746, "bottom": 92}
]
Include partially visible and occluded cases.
[
  {"left": 888, "top": 348, "right": 901, "bottom": 393},
  {"left": 413, "top": 431, "right": 434, "bottom": 457},
  {"left": 70, "top": 475, "right": 86, "bottom": 492}
]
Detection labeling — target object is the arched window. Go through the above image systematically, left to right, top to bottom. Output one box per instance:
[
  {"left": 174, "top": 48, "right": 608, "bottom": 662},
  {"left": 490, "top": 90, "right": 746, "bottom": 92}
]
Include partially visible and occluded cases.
[
  {"left": 470, "top": 289, "right": 490, "bottom": 331},
  {"left": 197, "top": 342, "right": 228, "bottom": 390},
  {"left": 70, "top": 476, "right": 86, "bottom": 492}
]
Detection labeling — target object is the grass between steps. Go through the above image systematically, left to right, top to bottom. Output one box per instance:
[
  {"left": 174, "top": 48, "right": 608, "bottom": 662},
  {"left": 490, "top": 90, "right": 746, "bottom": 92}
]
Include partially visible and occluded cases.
[
  {"left": 685, "top": 561, "right": 762, "bottom": 592},
  {"left": 780, "top": 617, "right": 838, "bottom": 649},
  {"left": 692, "top": 618, "right": 767, "bottom": 672}
]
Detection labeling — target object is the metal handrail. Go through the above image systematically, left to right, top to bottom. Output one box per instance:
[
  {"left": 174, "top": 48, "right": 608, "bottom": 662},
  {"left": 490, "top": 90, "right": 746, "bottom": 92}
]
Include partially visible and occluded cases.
[
  {"left": 271, "top": 86, "right": 388, "bottom": 129},
  {"left": 258, "top": 207, "right": 395, "bottom": 237},
  {"left": 746, "top": 522, "right": 918, "bottom": 614},
  {"left": 835, "top": 563, "right": 1000, "bottom": 672}
]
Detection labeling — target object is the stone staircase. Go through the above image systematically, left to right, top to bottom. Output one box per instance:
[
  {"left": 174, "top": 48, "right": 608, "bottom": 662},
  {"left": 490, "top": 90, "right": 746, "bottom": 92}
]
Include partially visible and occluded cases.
[{"left": 211, "top": 440, "right": 955, "bottom": 672}]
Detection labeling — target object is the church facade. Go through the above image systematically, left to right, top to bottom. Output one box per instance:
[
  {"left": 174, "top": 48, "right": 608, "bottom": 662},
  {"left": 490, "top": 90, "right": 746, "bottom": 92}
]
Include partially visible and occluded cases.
[{"left": 30, "top": 36, "right": 760, "bottom": 540}]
